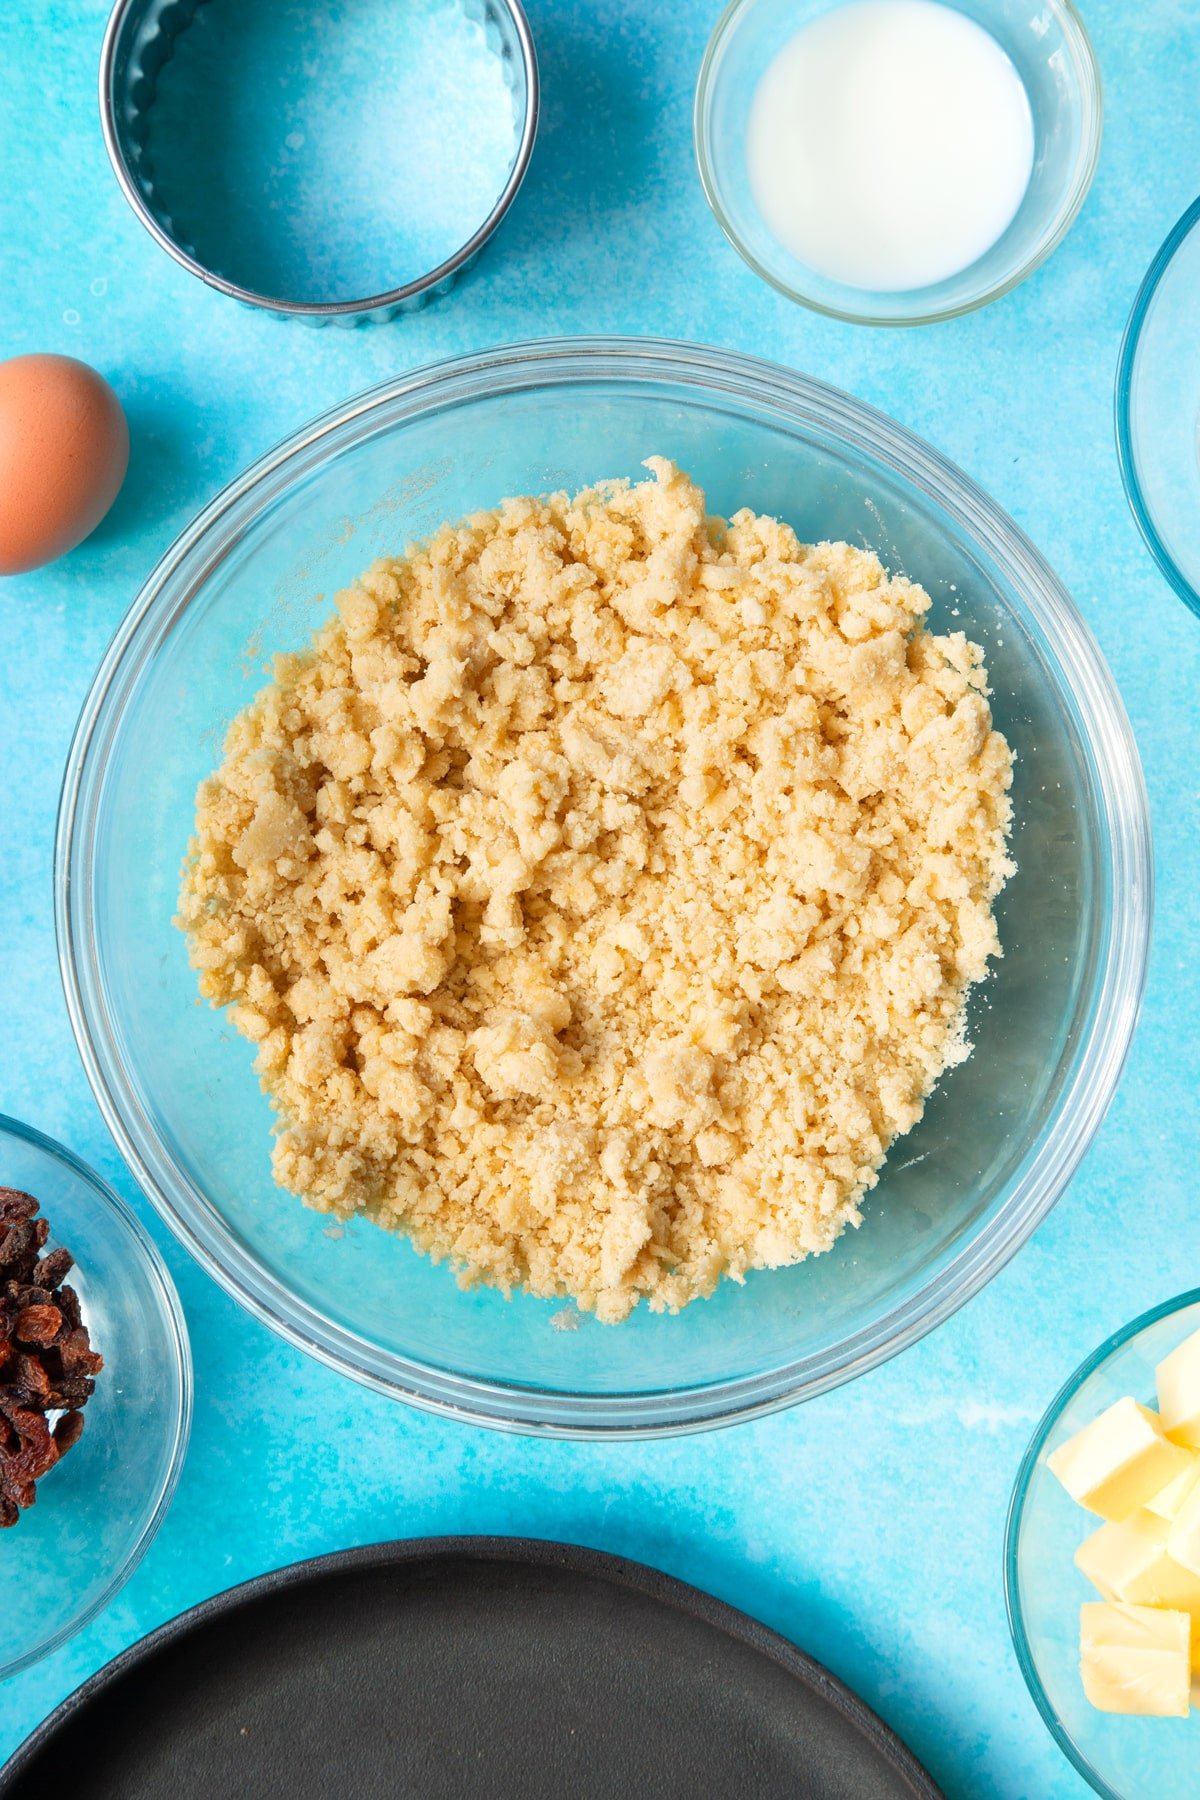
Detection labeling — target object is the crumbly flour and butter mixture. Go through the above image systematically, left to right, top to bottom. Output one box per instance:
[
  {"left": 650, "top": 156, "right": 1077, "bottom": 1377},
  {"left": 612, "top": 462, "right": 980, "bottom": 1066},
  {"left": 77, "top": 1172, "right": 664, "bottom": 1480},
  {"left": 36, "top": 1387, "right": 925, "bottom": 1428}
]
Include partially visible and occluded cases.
[{"left": 178, "top": 460, "right": 1014, "bottom": 1321}]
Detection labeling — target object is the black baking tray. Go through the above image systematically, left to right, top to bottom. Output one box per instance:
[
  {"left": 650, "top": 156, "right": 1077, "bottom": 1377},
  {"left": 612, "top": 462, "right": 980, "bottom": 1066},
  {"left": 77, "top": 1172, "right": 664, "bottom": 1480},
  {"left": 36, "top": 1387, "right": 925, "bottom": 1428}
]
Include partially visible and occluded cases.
[{"left": 1, "top": 1537, "right": 943, "bottom": 1798}]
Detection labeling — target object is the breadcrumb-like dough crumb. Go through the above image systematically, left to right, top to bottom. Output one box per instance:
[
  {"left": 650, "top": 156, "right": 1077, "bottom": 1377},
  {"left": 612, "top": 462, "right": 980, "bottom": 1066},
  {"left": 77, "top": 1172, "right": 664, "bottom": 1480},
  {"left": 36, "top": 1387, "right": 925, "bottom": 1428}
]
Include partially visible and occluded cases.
[{"left": 177, "top": 460, "right": 1014, "bottom": 1322}]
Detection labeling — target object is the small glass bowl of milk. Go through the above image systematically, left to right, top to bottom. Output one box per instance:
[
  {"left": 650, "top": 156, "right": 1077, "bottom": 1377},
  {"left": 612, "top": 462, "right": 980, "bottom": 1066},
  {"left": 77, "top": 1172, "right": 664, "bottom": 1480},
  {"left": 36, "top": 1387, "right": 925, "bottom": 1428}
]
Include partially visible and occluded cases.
[{"left": 695, "top": 0, "right": 1101, "bottom": 325}]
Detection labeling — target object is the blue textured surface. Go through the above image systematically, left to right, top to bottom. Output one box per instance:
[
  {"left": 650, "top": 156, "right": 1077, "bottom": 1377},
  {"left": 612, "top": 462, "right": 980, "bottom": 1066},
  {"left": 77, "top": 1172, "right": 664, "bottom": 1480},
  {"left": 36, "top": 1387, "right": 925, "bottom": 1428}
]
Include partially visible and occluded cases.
[{"left": 1, "top": 3, "right": 1198, "bottom": 1794}]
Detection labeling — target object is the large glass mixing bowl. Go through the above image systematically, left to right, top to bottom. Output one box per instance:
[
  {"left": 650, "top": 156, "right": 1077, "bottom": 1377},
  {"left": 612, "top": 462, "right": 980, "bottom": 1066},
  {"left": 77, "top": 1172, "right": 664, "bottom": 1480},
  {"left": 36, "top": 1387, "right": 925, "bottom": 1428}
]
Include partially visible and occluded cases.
[{"left": 55, "top": 339, "right": 1151, "bottom": 1436}]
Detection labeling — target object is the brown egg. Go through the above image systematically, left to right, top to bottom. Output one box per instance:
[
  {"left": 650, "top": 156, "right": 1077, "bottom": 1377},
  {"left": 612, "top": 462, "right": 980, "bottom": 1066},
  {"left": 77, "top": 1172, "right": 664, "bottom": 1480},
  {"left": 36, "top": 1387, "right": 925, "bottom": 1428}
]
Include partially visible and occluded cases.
[{"left": 0, "top": 354, "right": 130, "bottom": 576}]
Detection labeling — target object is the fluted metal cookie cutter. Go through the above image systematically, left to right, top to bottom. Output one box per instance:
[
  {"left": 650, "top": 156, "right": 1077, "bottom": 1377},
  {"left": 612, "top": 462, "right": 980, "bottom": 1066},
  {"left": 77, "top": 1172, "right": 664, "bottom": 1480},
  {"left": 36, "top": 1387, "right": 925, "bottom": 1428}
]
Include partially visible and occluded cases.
[{"left": 99, "top": 0, "right": 539, "bottom": 324}]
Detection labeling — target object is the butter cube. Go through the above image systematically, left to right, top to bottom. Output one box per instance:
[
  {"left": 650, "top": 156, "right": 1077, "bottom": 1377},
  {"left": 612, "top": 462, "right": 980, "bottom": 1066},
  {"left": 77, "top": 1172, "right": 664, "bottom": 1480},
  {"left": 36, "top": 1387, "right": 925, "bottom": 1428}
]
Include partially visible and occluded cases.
[
  {"left": 1156, "top": 1326, "right": 1200, "bottom": 1449},
  {"left": 1047, "top": 1396, "right": 1194, "bottom": 1521},
  {"left": 1145, "top": 1452, "right": 1200, "bottom": 1522},
  {"left": 1167, "top": 1478, "right": 1200, "bottom": 1580},
  {"left": 1075, "top": 1510, "right": 1200, "bottom": 1669},
  {"left": 1079, "top": 1602, "right": 1191, "bottom": 1717}
]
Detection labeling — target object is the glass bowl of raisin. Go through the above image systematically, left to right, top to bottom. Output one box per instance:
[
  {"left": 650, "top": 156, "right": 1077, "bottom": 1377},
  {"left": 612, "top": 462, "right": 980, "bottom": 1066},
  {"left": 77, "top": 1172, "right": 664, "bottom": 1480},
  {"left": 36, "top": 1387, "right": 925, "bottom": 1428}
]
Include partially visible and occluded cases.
[{"left": 0, "top": 1113, "right": 191, "bottom": 1679}]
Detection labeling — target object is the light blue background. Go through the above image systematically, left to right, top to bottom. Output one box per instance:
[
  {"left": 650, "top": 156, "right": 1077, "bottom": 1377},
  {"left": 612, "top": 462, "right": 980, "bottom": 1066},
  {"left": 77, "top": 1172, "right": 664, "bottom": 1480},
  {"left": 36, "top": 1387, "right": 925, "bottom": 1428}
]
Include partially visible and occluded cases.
[{"left": 1, "top": 3, "right": 1198, "bottom": 1794}]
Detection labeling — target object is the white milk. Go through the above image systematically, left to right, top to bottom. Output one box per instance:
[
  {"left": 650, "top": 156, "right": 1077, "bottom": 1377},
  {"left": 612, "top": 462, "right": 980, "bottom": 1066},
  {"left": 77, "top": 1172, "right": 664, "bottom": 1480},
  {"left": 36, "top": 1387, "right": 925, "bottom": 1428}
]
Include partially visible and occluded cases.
[{"left": 746, "top": 0, "right": 1035, "bottom": 292}]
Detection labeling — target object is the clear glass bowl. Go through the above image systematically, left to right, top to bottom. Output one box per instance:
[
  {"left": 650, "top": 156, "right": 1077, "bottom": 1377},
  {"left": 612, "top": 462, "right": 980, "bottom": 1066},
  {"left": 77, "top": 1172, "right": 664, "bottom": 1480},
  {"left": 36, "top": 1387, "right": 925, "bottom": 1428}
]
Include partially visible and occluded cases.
[
  {"left": 694, "top": 0, "right": 1103, "bottom": 325},
  {"left": 1115, "top": 197, "right": 1200, "bottom": 621},
  {"left": 55, "top": 338, "right": 1150, "bottom": 1437},
  {"left": 0, "top": 1114, "right": 191, "bottom": 1679},
  {"left": 1006, "top": 1293, "right": 1200, "bottom": 1800}
]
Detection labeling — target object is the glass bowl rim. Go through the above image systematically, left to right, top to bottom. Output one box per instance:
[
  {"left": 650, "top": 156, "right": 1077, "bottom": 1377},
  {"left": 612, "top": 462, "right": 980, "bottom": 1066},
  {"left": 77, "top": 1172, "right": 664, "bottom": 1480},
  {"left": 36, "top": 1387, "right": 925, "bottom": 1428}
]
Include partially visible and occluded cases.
[
  {"left": 97, "top": 0, "right": 540, "bottom": 320},
  {"left": 692, "top": 0, "right": 1104, "bottom": 326},
  {"left": 1114, "top": 193, "right": 1200, "bottom": 623},
  {"left": 55, "top": 334, "right": 1152, "bottom": 1438},
  {"left": 0, "top": 1110, "right": 193, "bottom": 1681},
  {"left": 1003, "top": 1287, "right": 1200, "bottom": 1800}
]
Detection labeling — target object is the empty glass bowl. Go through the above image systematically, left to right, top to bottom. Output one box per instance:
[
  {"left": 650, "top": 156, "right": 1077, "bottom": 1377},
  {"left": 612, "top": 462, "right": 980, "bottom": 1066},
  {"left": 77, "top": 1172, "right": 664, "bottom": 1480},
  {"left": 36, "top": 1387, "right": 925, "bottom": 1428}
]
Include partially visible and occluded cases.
[
  {"left": 694, "top": 0, "right": 1102, "bottom": 325},
  {"left": 1116, "top": 197, "right": 1200, "bottom": 620},
  {"left": 56, "top": 338, "right": 1150, "bottom": 1436},
  {"left": 0, "top": 1114, "right": 191, "bottom": 1679},
  {"left": 1006, "top": 1292, "right": 1200, "bottom": 1800}
]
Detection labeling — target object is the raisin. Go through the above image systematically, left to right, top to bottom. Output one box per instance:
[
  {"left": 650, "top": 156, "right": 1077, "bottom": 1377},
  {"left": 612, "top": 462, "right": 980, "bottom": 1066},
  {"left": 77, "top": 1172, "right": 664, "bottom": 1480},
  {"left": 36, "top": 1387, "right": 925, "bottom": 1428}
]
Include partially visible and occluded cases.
[
  {"left": 0, "top": 1189, "right": 38, "bottom": 1224},
  {"left": 0, "top": 1218, "right": 47, "bottom": 1273},
  {"left": 34, "top": 1247, "right": 73, "bottom": 1288},
  {"left": 57, "top": 1284, "right": 82, "bottom": 1330},
  {"left": 15, "top": 1305, "right": 62, "bottom": 1345},
  {"left": 59, "top": 1328, "right": 103, "bottom": 1377},
  {"left": 9, "top": 1354, "right": 51, "bottom": 1406},
  {"left": 55, "top": 1375, "right": 96, "bottom": 1409},
  {"left": 0, "top": 1405, "right": 56, "bottom": 1481},
  {"left": 53, "top": 1410, "right": 85, "bottom": 1456}
]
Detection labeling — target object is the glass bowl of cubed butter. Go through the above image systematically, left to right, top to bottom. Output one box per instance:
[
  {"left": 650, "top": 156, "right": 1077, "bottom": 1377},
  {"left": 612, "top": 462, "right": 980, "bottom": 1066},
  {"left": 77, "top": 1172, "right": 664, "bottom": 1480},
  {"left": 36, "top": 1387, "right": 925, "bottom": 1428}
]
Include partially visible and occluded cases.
[{"left": 1006, "top": 1292, "right": 1200, "bottom": 1798}]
